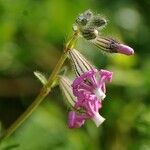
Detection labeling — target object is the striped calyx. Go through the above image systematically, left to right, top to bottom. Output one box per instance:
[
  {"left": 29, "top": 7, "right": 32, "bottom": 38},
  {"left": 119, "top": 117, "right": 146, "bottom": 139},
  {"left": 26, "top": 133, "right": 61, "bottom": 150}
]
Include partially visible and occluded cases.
[
  {"left": 68, "top": 49, "right": 94, "bottom": 77},
  {"left": 59, "top": 76, "right": 76, "bottom": 107}
]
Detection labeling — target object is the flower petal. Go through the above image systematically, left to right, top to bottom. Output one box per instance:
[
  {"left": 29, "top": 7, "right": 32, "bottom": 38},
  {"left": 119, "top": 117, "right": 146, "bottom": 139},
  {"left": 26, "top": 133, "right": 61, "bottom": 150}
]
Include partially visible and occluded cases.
[
  {"left": 68, "top": 111, "right": 85, "bottom": 128},
  {"left": 92, "top": 113, "right": 105, "bottom": 127}
]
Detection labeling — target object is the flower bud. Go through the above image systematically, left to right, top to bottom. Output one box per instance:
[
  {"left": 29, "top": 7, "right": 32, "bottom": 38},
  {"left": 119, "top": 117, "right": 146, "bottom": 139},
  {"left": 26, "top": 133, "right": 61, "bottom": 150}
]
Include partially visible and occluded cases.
[
  {"left": 76, "top": 10, "right": 93, "bottom": 26},
  {"left": 90, "top": 15, "right": 107, "bottom": 28},
  {"left": 80, "top": 27, "right": 98, "bottom": 40},
  {"left": 91, "top": 36, "right": 134, "bottom": 55}
]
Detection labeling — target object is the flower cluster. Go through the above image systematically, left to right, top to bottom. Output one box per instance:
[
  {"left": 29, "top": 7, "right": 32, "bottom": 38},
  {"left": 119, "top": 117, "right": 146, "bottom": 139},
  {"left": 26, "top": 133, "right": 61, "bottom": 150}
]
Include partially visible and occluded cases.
[
  {"left": 59, "top": 10, "right": 134, "bottom": 129},
  {"left": 74, "top": 10, "right": 134, "bottom": 55},
  {"left": 59, "top": 49, "right": 113, "bottom": 128}
]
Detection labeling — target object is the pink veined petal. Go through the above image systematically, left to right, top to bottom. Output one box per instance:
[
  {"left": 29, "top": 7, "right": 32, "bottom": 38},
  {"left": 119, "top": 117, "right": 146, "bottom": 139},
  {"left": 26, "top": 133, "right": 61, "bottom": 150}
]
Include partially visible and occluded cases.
[
  {"left": 73, "top": 69, "right": 97, "bottom": 86},
  {"left": 99, "top": 70, "right": 113, "bottom": 83},
  {"left": 90, "top": 74, "right": 99, "bottom": 87},
  {"left": 72, "top": 83, "right": 93, "bottom": 97},
  {"left": 80, "top": 83, "right": 93, "bottom": 91},
  {"left": 101, "top": 83, "right": 106, "bottom": 93},
  {"left": 87, "top": 100, "right": 96, "bottom": 116},
  {"left": 95, "top": 100, "right": 102, "bottom": 112},
  {"left": 68, "top": 111, "right": 85, "bottom": 128},
  {"left": 68, "top": 111, "right": 76, "bottom": 128}
]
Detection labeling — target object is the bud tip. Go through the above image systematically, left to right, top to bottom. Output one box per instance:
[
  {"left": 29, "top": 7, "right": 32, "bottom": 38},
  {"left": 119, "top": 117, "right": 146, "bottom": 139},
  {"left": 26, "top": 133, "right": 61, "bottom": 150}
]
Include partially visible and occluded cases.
[{"left": 118, "top": 44, "right": 134, "bottom": 55}]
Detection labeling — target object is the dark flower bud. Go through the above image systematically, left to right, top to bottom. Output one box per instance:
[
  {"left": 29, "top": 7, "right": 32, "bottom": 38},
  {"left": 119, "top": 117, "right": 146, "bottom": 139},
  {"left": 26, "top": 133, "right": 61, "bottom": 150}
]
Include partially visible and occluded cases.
[
  {"left": 76, "top": 10, "right": 93, "bottom": 26},
  {"left": 90, "top": 15, "right": 107, "bottom": 28},
  {"left": 76, "top": 16, "right": 88, "bottom": 26},
  {"left": 81, "top": 27, "right": 98, "bottom": 40}
]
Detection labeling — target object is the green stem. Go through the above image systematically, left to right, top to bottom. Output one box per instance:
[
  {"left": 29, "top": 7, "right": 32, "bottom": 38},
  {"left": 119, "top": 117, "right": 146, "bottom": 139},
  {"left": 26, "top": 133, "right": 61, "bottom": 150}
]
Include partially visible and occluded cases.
[{"left": 0, "top": 31, "right": 79, "bottom": 142}]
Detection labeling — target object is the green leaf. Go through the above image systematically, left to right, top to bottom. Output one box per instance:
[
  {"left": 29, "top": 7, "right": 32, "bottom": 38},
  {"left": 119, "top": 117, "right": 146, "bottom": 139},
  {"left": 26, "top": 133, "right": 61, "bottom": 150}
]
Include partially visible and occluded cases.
[{"left": 34, "top": 71, "right": 48, "bottom": 85}]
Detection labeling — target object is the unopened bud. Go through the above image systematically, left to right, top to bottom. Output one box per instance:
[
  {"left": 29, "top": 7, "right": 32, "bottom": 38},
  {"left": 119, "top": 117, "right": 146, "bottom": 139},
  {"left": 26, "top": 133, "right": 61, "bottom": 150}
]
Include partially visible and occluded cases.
[
  {"left": 76, "top": 10, "right": 93, "bottom": 26},
  {"left": 90, "top": 15, "right": 107, "bottom": 28},
  {"left": 81, "top": 27, "right": 98, "bottom": 40},
  {"left": 91, "top": 36, "right": 134, "bottom": 55}
]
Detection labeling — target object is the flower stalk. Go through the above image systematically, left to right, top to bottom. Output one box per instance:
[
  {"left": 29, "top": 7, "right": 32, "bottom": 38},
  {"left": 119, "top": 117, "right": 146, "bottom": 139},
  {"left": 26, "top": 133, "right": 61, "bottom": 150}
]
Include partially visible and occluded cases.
[{"left": 0, "top": 31, "right": 79, "bottom": 142}]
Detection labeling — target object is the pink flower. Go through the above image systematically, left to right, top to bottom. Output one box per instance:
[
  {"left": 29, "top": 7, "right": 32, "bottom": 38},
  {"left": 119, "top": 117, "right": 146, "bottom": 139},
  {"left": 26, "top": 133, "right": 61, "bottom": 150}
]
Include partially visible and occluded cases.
[
  {"left": 59, "top": 49, "right": 113, "bottom": 128},
  {"left": 68, "top": 69, "right": 112, "bottom": 128}
]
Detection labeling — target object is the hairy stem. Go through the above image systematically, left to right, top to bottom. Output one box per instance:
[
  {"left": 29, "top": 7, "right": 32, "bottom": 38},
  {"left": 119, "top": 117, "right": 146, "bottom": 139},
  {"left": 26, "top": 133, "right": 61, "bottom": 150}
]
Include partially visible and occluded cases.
[{"left": 0, "top": 31, "right": 79, "bottom": 142}]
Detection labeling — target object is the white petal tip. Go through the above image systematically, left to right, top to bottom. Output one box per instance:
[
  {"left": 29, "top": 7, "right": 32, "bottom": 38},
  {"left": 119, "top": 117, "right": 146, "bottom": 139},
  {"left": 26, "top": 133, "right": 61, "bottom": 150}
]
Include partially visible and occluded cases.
[
  {"left": 95, "top": 88, "right": 106, "bottom": 100},
  {"left": 92, "top": 113, "right": 105, "bottom": 127}
]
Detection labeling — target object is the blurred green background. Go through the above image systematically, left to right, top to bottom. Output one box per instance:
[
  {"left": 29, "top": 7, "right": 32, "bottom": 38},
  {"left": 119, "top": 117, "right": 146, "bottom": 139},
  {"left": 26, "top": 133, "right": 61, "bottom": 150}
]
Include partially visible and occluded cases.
[{"left": 0, "top": 0, "right": 150, "bottom": 150}]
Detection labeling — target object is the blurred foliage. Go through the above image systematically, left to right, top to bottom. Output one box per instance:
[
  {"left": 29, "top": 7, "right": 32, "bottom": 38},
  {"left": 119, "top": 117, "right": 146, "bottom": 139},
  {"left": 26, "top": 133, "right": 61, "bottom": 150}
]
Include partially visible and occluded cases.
[{"left": 0, "top": 0, "right": 150, "bottom": 150}]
